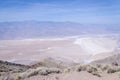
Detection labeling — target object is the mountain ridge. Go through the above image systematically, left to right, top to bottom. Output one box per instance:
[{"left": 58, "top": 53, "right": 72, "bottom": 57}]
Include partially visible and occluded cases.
[{"left": 0, "top": 21, "right": 120, "bottom": 39}]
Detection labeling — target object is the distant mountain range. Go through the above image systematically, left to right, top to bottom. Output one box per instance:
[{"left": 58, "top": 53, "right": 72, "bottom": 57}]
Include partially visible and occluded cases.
[{"left": 0, "top": 21, "right": 120, "bottom": 39}]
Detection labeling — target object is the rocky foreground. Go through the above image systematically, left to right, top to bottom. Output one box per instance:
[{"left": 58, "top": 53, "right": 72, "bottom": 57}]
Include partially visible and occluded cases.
[{"left": 0, "top": 59, "right": 120, "bottom": 80}]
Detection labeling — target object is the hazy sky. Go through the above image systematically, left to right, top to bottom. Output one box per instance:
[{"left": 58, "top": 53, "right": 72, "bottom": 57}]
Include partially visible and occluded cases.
[{"left": 0, "top": 0, "right": 120, "bottom": 24}]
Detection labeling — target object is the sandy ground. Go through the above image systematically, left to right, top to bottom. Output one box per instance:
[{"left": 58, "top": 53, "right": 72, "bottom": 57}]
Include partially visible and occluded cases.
[
  {"left": 0, "top": 36, "right": 118, "bottom": 65},
  {"left": 25, "top": 71, "right": 120, "bottom": 80}
]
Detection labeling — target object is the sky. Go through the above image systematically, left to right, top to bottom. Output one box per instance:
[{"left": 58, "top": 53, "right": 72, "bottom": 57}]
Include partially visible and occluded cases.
[{"left": 0, "top": 0, "right": 120, "bottom": 24}]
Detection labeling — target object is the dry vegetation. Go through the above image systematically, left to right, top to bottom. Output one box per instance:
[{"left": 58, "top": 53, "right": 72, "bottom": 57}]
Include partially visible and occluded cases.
[
  {"left": 1, "top": 63, "right": 120, "bottom": 80},
  {"left": 74, "top": 64, "right": 120, "bottom": 77},
  {"left": 75, "top": 64, "right": 101, "bottom": 77},
  {"left": 1, "top": 67, "right": 62, "bottom": 80}
]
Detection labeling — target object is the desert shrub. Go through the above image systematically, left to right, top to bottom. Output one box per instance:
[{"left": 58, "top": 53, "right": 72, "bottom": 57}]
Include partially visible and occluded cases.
[
  {"left": 75, "top": 64, "right": 101, "bottom": 77},
  {"left": 96, "top": 64, "right": 102, "bottom": 68},
  {"left": 75, "top": 65, "right": 88, "bottom": 72},
  {"left": 75, "top": 65, "right": 98, "bottom": 72},
  {"left": 86, "top": 65, "right": 101, "bottom": 77},
  {"left": 101, "top": 65, "right": 110, "bottom": 71},
  {"left": 63, "top": 66, "right": 77, "bottom": 73},
  {"left": 87, "top": 66, "right": 97, "bottom": 73},
  {"left": 9, "top": 67, "right": 62, "bottom": 80},
  {"left": 19, "top": 67, "right": 61, "bottom": 77},
  {"left": 107, "top": 67, "right": 120, "bottom": 74},
  {"left": 116, "top": 67, "right": 120, "bottom": 72},
  {"left": 13, "top": 68, "right": 47, "bottom": 79},
  {"left": 38, "top": 68, "right": 49, "bottom": 75},
  {"left": 39, "top": 68, "right": 61, "bottom": 75},
  {"left": 48, "top": 68, "right": 61, "bottom": 74},
  {"left": 63, "top": 68, "right": 71, "bottom": 73},
  {"left": 107, "top": 68, "right": 117, "bottom": 73},
  {"left": 17, "top": 69, "right": 38, "bottom": 79},
  {"left": 26, "top": 69, "right": 39, "bottom": 77},
  {"left": 91, "top": 71, "right": 101, "bottom": 77},
  {"left": 14, "top": 73, "right": 23, "bottom": 80}
]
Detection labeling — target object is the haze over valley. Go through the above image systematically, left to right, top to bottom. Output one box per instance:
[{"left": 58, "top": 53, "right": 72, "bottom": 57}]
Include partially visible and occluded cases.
[{"left": 0, "top": 21, "right": 120, "bottom": 40}]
